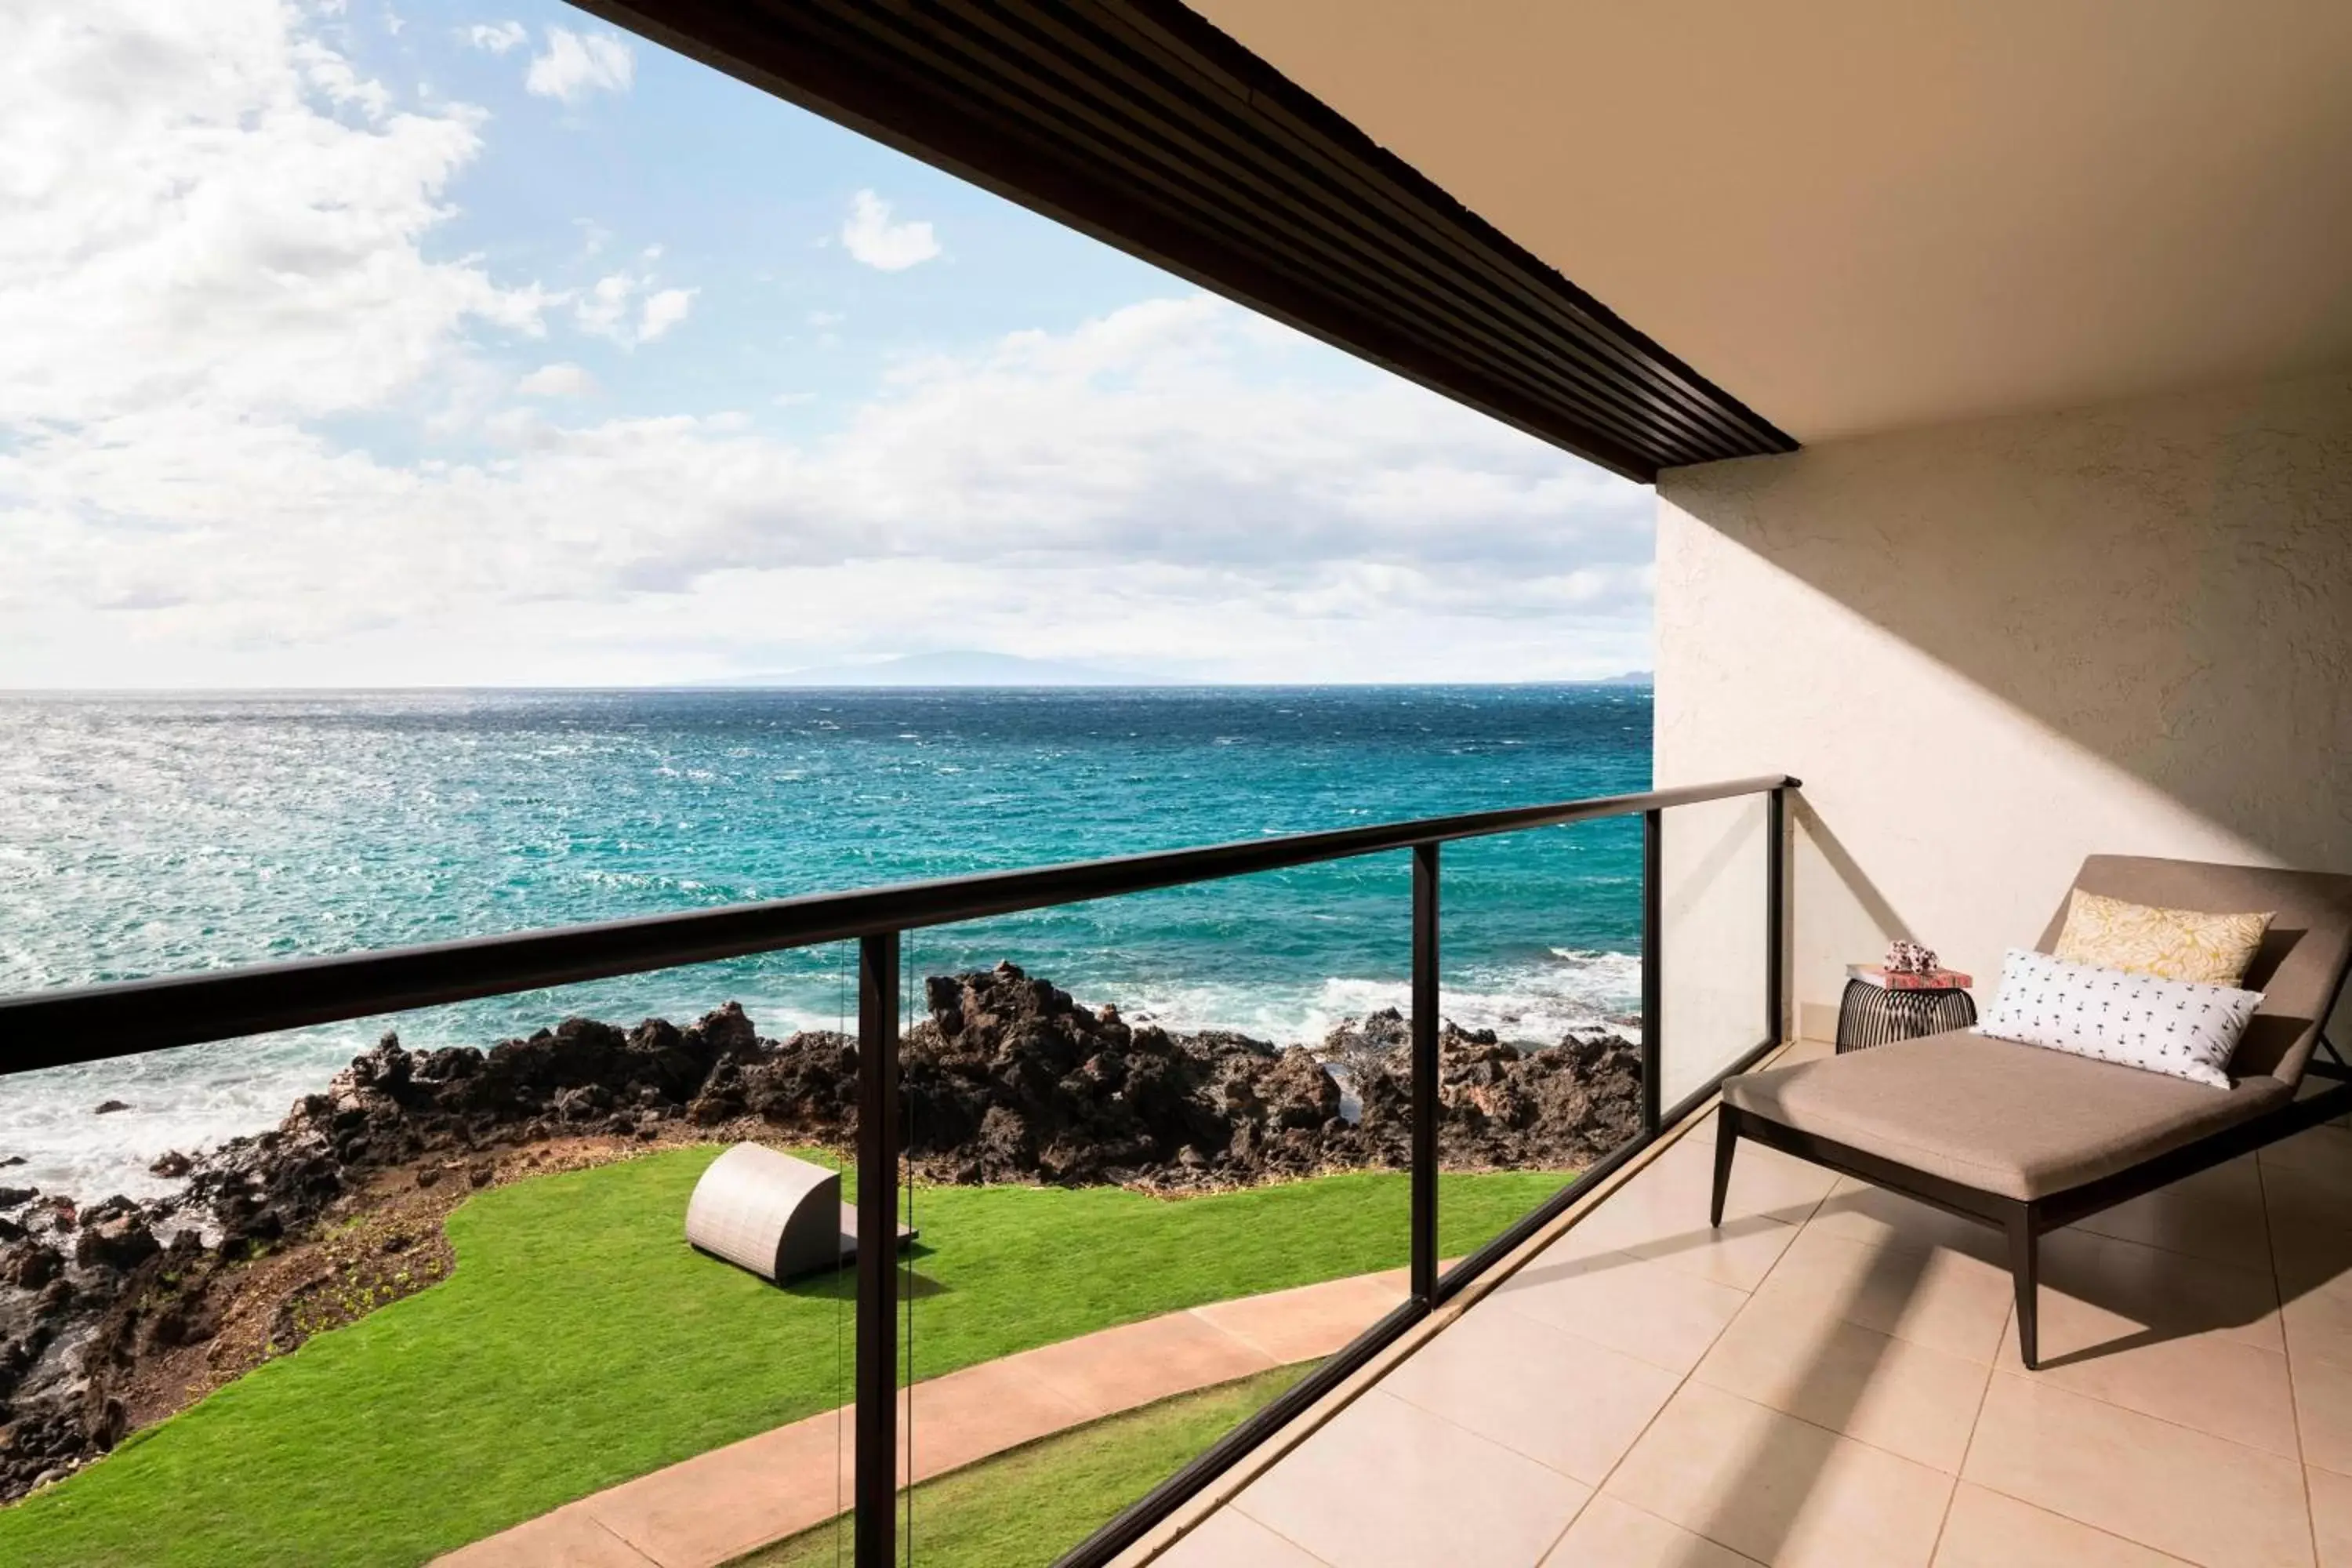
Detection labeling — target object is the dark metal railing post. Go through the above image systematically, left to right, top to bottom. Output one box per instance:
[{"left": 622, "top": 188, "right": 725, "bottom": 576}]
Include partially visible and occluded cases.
[
  {"left": 1766, "top": 787, "right": 1787, "bottom": 1046},
  {"left": 1641, "top": 808, "right": 1663, "bottom": 1135},
  {"left": 1410, "top": 842, "right": 1440, "bottom": 1304},
  {"left": 855, "top": 931, "right": 901, "bottom": 1568}
]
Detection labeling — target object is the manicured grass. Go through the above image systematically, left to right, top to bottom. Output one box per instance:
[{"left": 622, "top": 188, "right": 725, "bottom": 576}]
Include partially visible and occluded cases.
[
  {"left": 0, "top": 1149, "right": 1565, "bottom": 1567},
  {"left": 741, "top": 1364, "right": 1309, "bottom": 1568}
]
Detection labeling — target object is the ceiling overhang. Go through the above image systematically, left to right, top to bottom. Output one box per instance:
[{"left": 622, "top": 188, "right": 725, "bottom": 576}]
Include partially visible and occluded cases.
[
  {"left": 569, "top": 0, "right": 1797, "bottom": 481},
  {"left": 1186, "top": 1, "right": 2352, "bottom": 445}
]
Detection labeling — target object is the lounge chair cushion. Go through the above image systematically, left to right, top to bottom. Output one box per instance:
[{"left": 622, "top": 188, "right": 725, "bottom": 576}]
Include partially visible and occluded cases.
[
  {"left": 2037, "top": 857, "right": 2352, "bottom": 1086},
  {"left": 1973, "top": 947, "right": 2263, "bottom": 1091},
  {"left": 1721, "top": 1029, "right": 2290, "bottom": 1200}
]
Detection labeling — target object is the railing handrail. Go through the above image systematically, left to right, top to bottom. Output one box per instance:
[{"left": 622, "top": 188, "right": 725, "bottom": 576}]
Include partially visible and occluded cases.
[{"left": 0, "top": 773, "right": 1793, "bottom": 1074}]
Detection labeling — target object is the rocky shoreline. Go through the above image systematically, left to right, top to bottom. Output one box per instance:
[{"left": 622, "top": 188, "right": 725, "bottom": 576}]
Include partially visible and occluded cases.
[{"left": 0, "top": 961, "right": 1639, "bottom": 1501}]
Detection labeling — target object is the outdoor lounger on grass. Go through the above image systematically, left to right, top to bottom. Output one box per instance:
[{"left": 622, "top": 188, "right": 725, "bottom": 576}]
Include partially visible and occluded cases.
[{"left": 1711, "top": 855, "right": 2352, "bottom": 1369}]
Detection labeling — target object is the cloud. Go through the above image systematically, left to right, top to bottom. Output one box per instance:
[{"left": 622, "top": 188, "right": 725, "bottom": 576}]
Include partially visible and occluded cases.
[
  {"left": 0, "top": 0, "right": 544, "bottom": 433},
  {"left": 0, "top": 5, "right": 1642, "bottom": 688},
  {"left": 460, "top": 20, "right": 527, "bottom": 54},
  {"left": 524, "top": 27, "right": 633, "bottom": 103},
  {"left": 840, "top": 191, "right": 940, "bottom": 271},
  {"left": 572, "top": 270, "right": 692, "bottom": 347},
  {"left": 637, "top": 287, "right": 695, "bottom": 343},
  {"left": 516, "top": 362, "right": 597, "bottom": 397}
]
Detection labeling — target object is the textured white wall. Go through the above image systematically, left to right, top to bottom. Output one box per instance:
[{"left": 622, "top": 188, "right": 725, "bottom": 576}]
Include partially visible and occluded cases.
[{"left": 1655, "top": 370, "right": 2352, "bottom": 1042}]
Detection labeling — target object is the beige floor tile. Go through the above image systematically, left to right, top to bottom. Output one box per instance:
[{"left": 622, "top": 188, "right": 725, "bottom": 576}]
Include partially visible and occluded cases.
[
  {"left": 1650, "top": 1114, "right": 1845, "bottom": 1221},
  {"left": 2263, "top": 1125, "right": 2352, "bottom": 1181},
  {"left": 2068, "top": 1160, "right": 2272, "bottom": 1271},
  {"left": 2267, "top": 1168, "right": 2352, "bottom": 1259},
  {"left": 1555, "top": 1174, "right": 1803, "bottom": 1291},
  {"left": 1805, "top": 1179, "right": 2009, "bottom": 1265},
  {"left": 1626, "top": 1217, "right": 1804, "bottom": 1294},
  {"left": 2272, "top": 1218, "right": 2352, "bottom": 1304},
  {"left": 1751, "top": 1225, "right": 2015, "bottom": 1365},
  {"left": 2038, "top": 1225, "right": 2283, "bottom": 1353},
  {"left": 1490, "top": 1245, "right": 1749, "bottom": 1376},
  {"left": 1192, "top": 1275, "right": 1407, "bottom": 1366},
  {"left": 2286, "top": 1285, "right": 2352, "bottom": 1374},
  {"left": 1695, "top": 1291, "right": 1990, "bottom": 1471},
  {"left": 1381, "top": 1299, "right": 1680, "bottom": 1484},
  {"left": 1996, "top": 1305, "right": 2299, "bottom": 1456},
  {"left": 1017, "top": 1309, "right": 1276, "bottom": 1419},
  {"left": 2296, "top": 1353, "right": 2352, "bottom": 1478},
  {"left": 1963, "top": 1374, "right": 2313, "bottom": 1568},
  {"left": 1603, "top": 1381, "right": 1953, "bottom": 1568},
  {"left": 1232, "top": 1390, "right": 1590, "bottom": 1568},
  {"left": 2310, "top": 1465, "right": 2352, "bottom": 1567},
  {"left": 1932, "top": 1483, "right": 2192, "bottom": 1566},
  {"left": 1542, "top": 1494, "right": 1761, "bottom": 1566},
  {"left": 1155, "top": 1507, "right": 1331, "bottom": 1567}
]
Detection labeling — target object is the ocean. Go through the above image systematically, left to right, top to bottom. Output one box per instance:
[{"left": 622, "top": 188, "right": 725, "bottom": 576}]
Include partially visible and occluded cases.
[{"left": 0, "top": 686, "right": 1650, "bottom": 1200}]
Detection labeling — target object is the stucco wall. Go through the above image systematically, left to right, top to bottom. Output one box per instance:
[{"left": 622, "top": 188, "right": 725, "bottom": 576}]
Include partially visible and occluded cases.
[{"left": 1655, "top": 369, "right": 2352, "bottom": 1044}]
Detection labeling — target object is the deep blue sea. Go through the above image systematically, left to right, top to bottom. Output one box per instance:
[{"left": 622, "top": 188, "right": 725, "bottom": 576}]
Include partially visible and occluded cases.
[{"left": 0, "top": 687, "right": 1649, "bottom": 1198}]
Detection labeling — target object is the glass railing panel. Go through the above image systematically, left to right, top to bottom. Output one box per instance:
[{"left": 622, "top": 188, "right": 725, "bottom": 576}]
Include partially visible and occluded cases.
[
  {"left": 1658, "top": 792, "right": 1774, "bottom": 1112},
  {"left": 1425, "top": 817, "right": 1647, "bottom": 1279},
  {"left": 851, "top": 877, "right": 1410, "bottom": 1566},
  {"left": 0, "top": 953, "right": 863, "bottom": 1567}
]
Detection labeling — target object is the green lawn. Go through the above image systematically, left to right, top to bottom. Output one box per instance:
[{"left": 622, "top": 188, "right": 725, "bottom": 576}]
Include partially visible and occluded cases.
[
  {"left": 0, "top": 1148, "right": 1566, "bottom": 1567},
  {"left": 742, "top": 1364, "right": 1309, "bottom": 1568}
]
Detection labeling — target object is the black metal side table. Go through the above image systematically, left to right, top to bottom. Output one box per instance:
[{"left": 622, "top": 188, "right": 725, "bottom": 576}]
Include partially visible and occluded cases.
[{"left": 1835, "top": 978, "right": 1977, "bottom": 1052}]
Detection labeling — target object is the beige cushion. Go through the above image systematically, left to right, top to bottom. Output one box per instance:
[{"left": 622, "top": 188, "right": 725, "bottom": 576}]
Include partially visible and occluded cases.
[
  {"left": 2035, "top": 857, "right": 2352, "bottom": 1085},
  {"left": 2052, "top": 888, "right": 2272, "bottom": 986},
  {"left": 1722, "top": 1031, "right": 2289, "bottom": 1200}
]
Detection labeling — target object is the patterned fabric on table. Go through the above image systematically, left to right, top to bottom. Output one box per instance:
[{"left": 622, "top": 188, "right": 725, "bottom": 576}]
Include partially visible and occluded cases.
[
  {"left": 2052, "top": 888, "right": 2272, "bottom": 987},
  {"left": 1976, "top": 947, "right": 2263, "bottom": 1090}
]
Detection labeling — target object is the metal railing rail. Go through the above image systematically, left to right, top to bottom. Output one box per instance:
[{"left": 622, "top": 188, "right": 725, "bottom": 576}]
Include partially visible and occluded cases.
[{"left": 0, "top": 771, "right": 1797, "bottom": 1568}]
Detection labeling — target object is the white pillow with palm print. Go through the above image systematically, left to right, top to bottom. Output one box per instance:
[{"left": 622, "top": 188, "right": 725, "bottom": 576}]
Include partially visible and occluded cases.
[{"left": 1974, "top": 948, "right": 2262, "bottom": 1090}]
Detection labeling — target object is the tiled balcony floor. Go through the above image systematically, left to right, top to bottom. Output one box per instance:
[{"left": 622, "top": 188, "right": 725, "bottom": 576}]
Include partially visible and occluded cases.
[{"left": 1151, "top": 1045, "right": 2352, "bottom": 1568}]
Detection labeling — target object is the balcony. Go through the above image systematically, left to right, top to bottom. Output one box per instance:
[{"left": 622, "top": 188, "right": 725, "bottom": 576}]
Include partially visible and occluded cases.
[{"left": 1136, "top": 1049, "right": 2352, "bottom": 1568}]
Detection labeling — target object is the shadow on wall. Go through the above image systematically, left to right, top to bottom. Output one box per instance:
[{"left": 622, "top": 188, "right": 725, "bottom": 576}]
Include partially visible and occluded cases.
[
  {"left": 1667, "top": 369, "right": 2352, "bottom": 869},
  {"left": 1788, "top": 794, "right": 1911, "bottom": 945}
]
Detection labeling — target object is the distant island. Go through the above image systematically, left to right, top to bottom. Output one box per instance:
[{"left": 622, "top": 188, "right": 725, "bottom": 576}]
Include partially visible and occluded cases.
[
  {"left": 713, "top": 651, "right": 1656, "bottom": 688},
  {"left": 722, "top": 651, "right": 1170, "bottom": 687}
]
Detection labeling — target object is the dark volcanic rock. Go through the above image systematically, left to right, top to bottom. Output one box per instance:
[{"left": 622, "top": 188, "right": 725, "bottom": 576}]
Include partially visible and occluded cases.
[
  {"left": 0, "top": 967, "right": 1643, "bottom": 1503},
  {"left": 92, "top": 1102, "right": 130, "bottom": 1116}
]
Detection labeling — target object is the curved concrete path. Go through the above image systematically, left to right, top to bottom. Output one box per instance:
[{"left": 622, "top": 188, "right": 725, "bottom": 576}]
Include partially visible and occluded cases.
[{"left": 435, "top": 1268, "right": 1412, "bottom": 1568}]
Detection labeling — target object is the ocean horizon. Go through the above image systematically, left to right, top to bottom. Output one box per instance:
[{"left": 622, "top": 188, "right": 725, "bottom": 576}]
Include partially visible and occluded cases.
[{"left": 0, "top": 684, "right": 1650, "bottom": 1199}]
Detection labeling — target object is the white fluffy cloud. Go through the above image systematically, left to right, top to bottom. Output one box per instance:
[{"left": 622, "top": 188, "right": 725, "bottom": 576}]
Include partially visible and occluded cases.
[
  {"left": 0, "top": 2, "right": 1646, "bottom": 688},
  {"left": 0, "top": 3, "right": 544, "bottom": 431},
  {"left": 461, "top": 20, "right": 526, "bottom": 54},
  {"left": 524, "top": 27, "right": 632, "bottom": 103},
  {"left": 840, "top": 190, "right": 941, "bottom": 271},
  {"left": 572, "top": 268, "right": 695, "bottom": 347},
  {"left": 637, "top": 287, "right": 695, "bottom": 342},
  {"left": 516, "top": 361, "right": 597, "bottom": 397}
]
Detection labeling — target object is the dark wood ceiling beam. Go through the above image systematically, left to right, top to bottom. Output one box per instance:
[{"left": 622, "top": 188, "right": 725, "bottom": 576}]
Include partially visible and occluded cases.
[
  {"left": 568, "top": 0, "right": 1798, "bottom": 481},
  {"left": 816, "top": 1, "right": 1728, "bottom": 466}
]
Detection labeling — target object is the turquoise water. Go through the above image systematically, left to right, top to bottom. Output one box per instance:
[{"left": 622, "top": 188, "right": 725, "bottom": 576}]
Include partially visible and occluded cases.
[{"left": 0, "top": 687, "right": 1649, "bottom": 1196}]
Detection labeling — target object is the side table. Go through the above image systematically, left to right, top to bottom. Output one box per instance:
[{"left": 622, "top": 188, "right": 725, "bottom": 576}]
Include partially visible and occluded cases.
[{"left": 1835, "top": 967, "right": 1978, "bottom": 1052}]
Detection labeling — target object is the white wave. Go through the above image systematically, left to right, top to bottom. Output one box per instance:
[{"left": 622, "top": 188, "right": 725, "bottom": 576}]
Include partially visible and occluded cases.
[
  {"left": 1118, "top": 949, "right": 1642, "bottom": 1051},
  {"left": 0, "top": 955, "right": 1637, "bottom": 1203}
]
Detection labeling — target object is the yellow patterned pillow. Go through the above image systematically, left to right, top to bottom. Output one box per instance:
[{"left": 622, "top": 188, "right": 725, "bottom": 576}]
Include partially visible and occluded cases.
[{"left": 2052, "top": 890, "right": 2272, "bottom": 986}]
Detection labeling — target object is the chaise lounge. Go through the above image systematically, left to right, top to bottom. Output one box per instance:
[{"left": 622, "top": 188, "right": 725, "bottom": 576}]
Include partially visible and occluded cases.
[{"left": 1711, "top": 855, "right": 2352, "bottom": 1369}]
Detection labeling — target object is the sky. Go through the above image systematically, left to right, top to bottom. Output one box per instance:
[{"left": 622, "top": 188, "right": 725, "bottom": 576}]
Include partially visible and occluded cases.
[{"left": 0, "top": 0, "right": 1654, "bottom": 688}]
